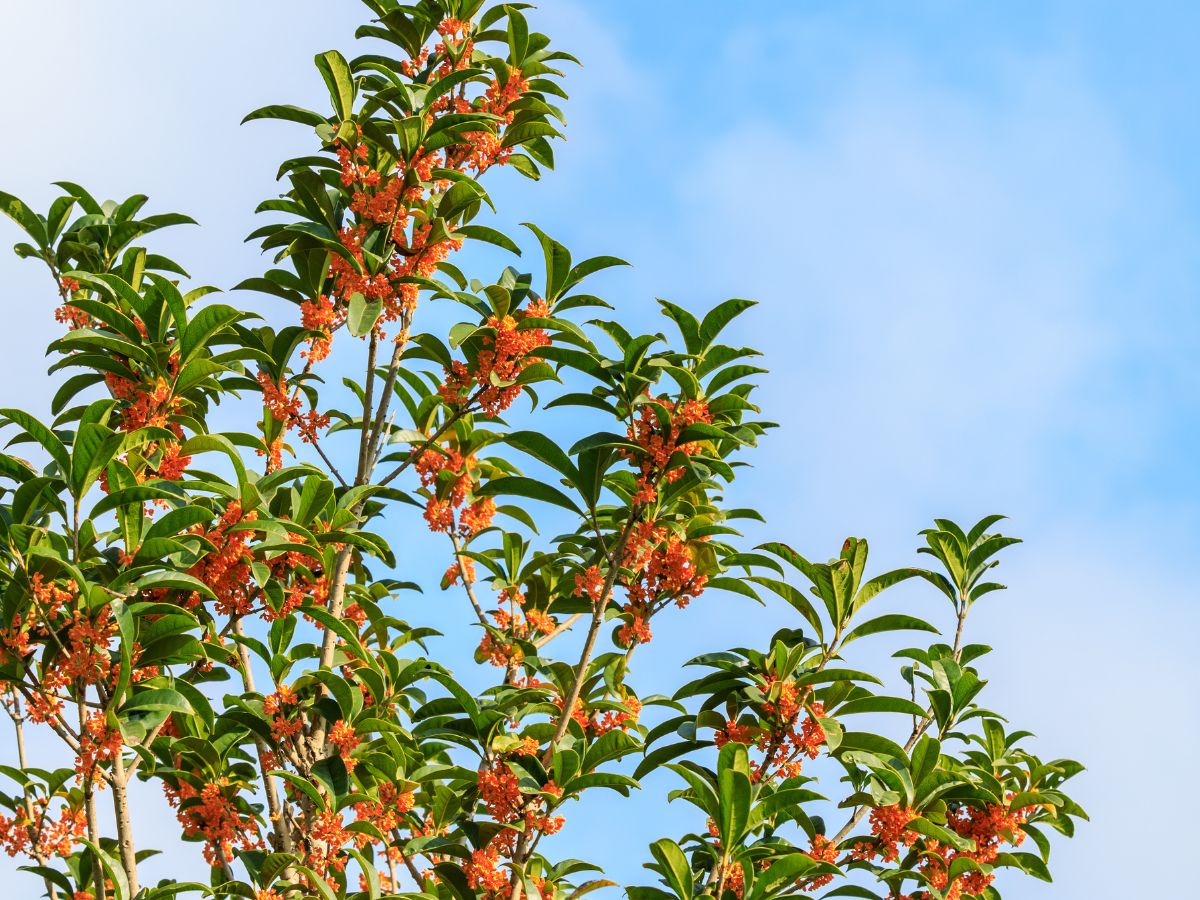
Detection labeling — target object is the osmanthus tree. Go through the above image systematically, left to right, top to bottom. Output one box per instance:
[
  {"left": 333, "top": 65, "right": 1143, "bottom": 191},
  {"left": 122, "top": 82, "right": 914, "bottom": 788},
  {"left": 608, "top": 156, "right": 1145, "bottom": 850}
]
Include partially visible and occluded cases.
[{"left": 0, "top": 2, "right": 1085, "bottom": 900}]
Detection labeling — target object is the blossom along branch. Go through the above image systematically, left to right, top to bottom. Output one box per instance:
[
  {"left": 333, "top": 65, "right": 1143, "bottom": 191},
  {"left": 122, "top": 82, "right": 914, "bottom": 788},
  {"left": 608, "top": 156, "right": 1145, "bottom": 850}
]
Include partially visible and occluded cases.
[{"left": 0, "top": 3, "right": 1084, "bottom": 900}]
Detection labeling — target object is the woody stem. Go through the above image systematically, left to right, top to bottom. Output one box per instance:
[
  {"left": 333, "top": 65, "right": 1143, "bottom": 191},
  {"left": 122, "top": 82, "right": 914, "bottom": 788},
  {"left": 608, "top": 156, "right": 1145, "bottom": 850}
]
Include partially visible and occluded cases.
[
  {"left": 315, "top": 320, "right": 418, "bottom": 692},
  {"left": 358, "top": 331, "right": 379, "bottom": 479},
  {"left": 539, "top": 516, "right": 637, "bottom": 767},
  {"left": 450, "top": 533, "right": 488, "bottom": 627},
  {"left": 534, "top": 613, "right": 583, "bottom": 649},
  {"left": 232, "top": 618, "right": 293, "bottom": 854},
  {"left": 74, "top": 695, "right": 106, "bottom": 900},
  {"left": 9, "top": 699, "right": 58, "bottom": 900},
  {"left": 110, "top": 750, "right": 140, "bottom": 896}
]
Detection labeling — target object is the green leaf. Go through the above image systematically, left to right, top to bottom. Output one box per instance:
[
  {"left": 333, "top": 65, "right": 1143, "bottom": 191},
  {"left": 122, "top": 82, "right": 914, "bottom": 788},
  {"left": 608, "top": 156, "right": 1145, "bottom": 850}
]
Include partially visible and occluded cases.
[
  {"left": 315, "top": 49, "right": 356, "bottom": 120},
  {"left": 242, "top": 104, "right": 328, "bottom": 127},
  {"left": 0, "top": 191, "right": 47, "bottom": 247},
  {"left": 523, "top": 222, "right": 571, "bottom": 300},
  {"left": 455, "top": 224, "right": 521, "bottom": 255},
  {"left": 347, "top": 291, "right": 383, "bottom": 337},
  {"left": 698, "top": 298, "right": 755, "bottom": 351},
  {"left": 180, "top": 304, "right": 244, "bottom": 362},
  {"left": 0, "top": 408, "right": 70, "bottom": 474},
  {"left": 71, "top": 423, "right": 123, "bottom": 499},
  {"left": 504, "top": 430, "right": 578, "bottom": 481},
  {"left": 474, "top": 476, "right": 582, "bottom": 515},
  {"left": 852, "top": 567, "right": 922, "bottom": 615},
  {"left": 842, "top": 613, "right": 938, "bottom": 645},
  {"left": 120, "top": 688, "right": 194, "bottom": 715},
  {"left": 835, "top": 696, "right": 927, "bottom": 717},
  {"left": 836, "top": 732, "right": 908, "bottom": 764},
  {"left": 717, "top": 743, "right": 752, "bottom": 846},
  {"left": 269, "top": 769, "right": 329, "bottom": 812},
  {"left": 908, "top": 816, "right": 975, "bottom": 852},
  {"left": 649, "top": 839, "right": 693, "bottom": 900},
  {"left": 81, "top": 841, "right": 130, "bottom": 900},
  {"left": 994, "top": 850, "right": 1053, "bottom": 882}
]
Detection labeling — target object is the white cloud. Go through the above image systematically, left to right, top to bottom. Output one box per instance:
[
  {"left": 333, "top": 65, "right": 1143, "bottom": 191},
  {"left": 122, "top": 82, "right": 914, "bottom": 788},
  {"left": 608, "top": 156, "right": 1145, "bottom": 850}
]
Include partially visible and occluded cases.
[
  {"left": 656, "top": 48, "right": 1198, "bottom": 900},
  {"left": 669, "top": 52, "right": 1173, "bottom": 527}
]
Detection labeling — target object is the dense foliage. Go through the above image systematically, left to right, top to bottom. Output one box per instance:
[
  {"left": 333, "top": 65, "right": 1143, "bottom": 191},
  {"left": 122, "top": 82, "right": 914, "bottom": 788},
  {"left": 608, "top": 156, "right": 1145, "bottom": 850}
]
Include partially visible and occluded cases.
[{"left": 0, "top": 3, "right": 1084, "bottom": 900}]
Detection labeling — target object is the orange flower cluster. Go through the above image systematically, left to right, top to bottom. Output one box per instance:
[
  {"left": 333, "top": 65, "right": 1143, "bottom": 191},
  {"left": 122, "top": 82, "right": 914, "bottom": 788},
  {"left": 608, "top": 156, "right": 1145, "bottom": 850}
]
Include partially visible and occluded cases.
[
  {"left": 437, "top": 17, "right": 471, "bottom": 39},
  {"left": 432, "top": 18, "right": 476, "bottom": 80},
  {"left": 301, "top": 23, "right": 537, "bottom": 370},
  {"left": 444, "top": 69, "right": 531, "bottom": 173},
  {"left": 298, "top": 131, "right": 463, "bottom": 362},
  {"left": 338, "top": 140, "right": 430, "bottom": 223},
  {"left": 298, "top": 142, "right": 454, "bottom": 361},
  {"left": 334, "top": 222, "right": 460, "bottom": 331},
  {"left": 54, "top": 277, "right": 91, "bottom": 329},
  {"left": 299, "top": 295, "right": 344, "bottom": 364},
  {"left": 439, "top": 299, "right": 552, "bottom": 418},
  {"left": 104, "top": 369, "right": 191, "bottom": 483},
  {"left": 256, "top": 372, "right": 330, "bottom": 471},
  {"left": 625, "top": 397, "right": 713, "bottom": 505},
  {"left": 414, "top": 447, "right": 495, "bottom": 536},
  {"left": 186, "top": 501, "right": 258, "bottom": 616},
  {"left": 183, "top": 505, "right": 327, "bottom": 622},
  {"left": 615, "top": 525, "right": 708, "bottom": 648},
  {"left": 263, "top": 534, "right": 330, "bottom": 621},
  {"left": 444, "top": 556, "right": 476, "bottom": 587},
  {"left": 573, "top": 565, "right": 605, "bottom": 605},
  {"left": 32, "top": 573, "right": 73, "bottom": 616},
  {"left": 478, "top": 586, "right": 556, "bottom": 669},
  {"left": 28, "top": 601, "right": 120, "bottom": 724},
  {"left": 0, "top": 619, "right": 31, "bottom": 667},
  {"left": 263, "top": 685, "right": 302, "bottom": 742},
  {"left": 749, "top": 685, "right": 827, "bottom": 781},
  {"left": 552, "top": 693, "right": 642, "bottom": 738},
  {"left": 554, "top": 693, "right": 591, "bottom": 732},
  {"left": 589, "top": 696, "right": 642, "bottom": 735},
  {"left": 76, "top": 713, "right": 122, "bottom": 782},
  {"left": 713, "top": 719, "right": 755, "bottom": 749},
  {"left": 328, "top": 720, "right": 360, "bottom": 772},
  {"left": 474, "top": 759, "right": 564, "bottom": 886},
  {"left": 477, "top": 762, "right": 522, "bottom": 824},
  {"left": 166, "top": 779, "right": 263, "bottom": 866},
  {"left": 352, "top": 783, "right": 414, "bottom": 847},
  {"left": 0, "top": 800, "right": 86, "bottom": 860},
  {"left": 918, "top": 800, "right": 1035, "bottom": 899},
  {"left": 851, "top": 804, "right": 918, "bottom": 863},
  {"left": 306, "top": 810, "right": 352, "bottom": 877},
  {"left": 798, "top": 834, "right": 839, "bottom": 891},
  {"left": 464, "top": 844, "right": 509, "bottom": 897},
  {"left": 723, "top": 862, "right": 746, "bottom": 899}
]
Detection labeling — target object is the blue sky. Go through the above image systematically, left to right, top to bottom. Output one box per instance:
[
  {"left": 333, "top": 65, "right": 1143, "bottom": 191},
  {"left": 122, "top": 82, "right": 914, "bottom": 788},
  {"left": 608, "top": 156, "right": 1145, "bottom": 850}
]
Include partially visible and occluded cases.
[{"left": 1, "top": 2, "right": 1197, "bottom": 898}]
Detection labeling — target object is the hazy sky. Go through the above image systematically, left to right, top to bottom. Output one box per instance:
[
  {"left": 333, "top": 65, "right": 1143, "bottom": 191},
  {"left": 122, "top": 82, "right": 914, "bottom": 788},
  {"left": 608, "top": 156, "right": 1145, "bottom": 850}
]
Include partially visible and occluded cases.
[{"left": 1, "top": 3, "right": 1197, "bottom": 898}]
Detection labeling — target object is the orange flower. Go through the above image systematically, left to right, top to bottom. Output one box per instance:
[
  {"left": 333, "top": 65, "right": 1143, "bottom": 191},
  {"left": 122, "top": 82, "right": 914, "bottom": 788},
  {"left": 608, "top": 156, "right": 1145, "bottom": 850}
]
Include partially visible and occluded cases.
[
  {"left": 439, "top": 300, "right": 551, "bottom": 417},
  {"left": 624, "top": 396, "right": 712, "bottom": 503},
  {"left": 185, "top": 501, "right": 259, "bottom": 616},
  {"left": 573, "top": 565, "right": 605, "bottom": 604},
  {"left": 76, "top": 713, "right": 122, "bottom": 782},
  {"left": 714, "top": 719, "right": 755, "bottom": 748},
  {"left": 328, "top": 720, "right": 361, "bottom": 771},
  {"left": 478, "top": 762, "right": 522, "bottom": 823},
  {"left": 168, "top": 779, "right": 263, "bottom": 866},
  {"left": 849, "top": 804, "right": 918, "bottom": 863},
  {"left": 798, "top": 834, "right": 838, "bottom": 890},
  {"left": 464, "top": 844, "right": 509, "bottom": 895}
]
